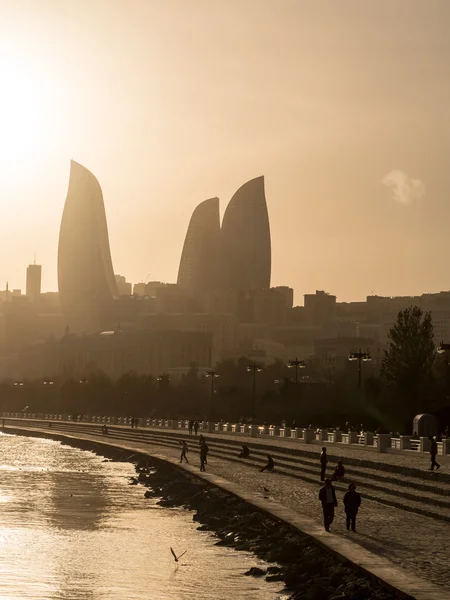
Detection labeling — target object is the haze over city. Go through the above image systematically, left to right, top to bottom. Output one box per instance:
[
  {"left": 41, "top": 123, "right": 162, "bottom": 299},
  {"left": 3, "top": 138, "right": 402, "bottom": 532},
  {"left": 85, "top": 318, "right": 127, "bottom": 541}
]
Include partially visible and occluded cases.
[{"left": 2, "top": 0, "right": 450, "bottom": 301}]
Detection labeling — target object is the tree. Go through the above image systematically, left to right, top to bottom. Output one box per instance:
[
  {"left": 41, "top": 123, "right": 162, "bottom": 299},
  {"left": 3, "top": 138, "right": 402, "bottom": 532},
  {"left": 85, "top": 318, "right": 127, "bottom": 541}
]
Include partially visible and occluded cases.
[{"left": 381, "top": 305, "right": 435, "bottom": 422}]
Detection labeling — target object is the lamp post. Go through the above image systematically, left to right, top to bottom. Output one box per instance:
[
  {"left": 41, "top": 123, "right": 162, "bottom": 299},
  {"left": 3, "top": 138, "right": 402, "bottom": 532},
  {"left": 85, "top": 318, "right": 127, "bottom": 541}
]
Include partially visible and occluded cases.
[
  {"left": 348, "top": 349, "right": 372, "bottom": 389},
  {"left": 287, "top": 357, "right": 306, "bottom": 385},
  {"left": 247, "top": 363, "right": 263, "bottom": 421},
  {"left": 205, "top": 369, "right": 220, "bottom": 420},
  {"left": 156, "top": 374, "right": 170, "bottom": 390}
]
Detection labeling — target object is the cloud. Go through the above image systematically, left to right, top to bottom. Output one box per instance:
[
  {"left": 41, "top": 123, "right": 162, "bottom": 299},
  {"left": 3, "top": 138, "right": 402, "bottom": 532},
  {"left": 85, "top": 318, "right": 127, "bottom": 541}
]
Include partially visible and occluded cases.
[{"left": 381, "top": 170, "right": 425, "bottom": 205}]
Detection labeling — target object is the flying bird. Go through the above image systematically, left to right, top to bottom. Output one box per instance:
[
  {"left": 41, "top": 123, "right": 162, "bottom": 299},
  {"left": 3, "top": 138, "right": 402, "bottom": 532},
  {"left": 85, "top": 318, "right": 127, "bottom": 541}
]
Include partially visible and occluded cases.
[{"left": 170, "top": 547, "right": 187, "bottom": 562}]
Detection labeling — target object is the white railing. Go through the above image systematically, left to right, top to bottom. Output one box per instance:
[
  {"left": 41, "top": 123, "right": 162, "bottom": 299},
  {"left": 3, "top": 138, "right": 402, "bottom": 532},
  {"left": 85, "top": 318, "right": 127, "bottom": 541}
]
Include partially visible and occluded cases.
[{"left": 2, "top": 413, "right": 448, "bottom": 456}]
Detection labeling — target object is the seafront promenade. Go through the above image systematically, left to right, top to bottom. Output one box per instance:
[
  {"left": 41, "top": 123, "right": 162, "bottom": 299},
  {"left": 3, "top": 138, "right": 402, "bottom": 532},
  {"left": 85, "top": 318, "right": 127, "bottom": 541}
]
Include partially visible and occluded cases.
[{"left": 3, "top": 417, "right": 450, "bottom": 599}]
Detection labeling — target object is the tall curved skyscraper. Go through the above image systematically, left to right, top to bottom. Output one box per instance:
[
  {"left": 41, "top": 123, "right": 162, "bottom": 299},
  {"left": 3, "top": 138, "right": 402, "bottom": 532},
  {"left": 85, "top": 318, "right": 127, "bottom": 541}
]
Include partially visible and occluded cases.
[
  {"left": 58, "top": 161, "right": 118, "bottom": 329},
  {"left": 221, "top": 176, "right": 271, "bottom": 290},
  {"left": 177, "top": 197, "right": 220, "bottom": 295}
]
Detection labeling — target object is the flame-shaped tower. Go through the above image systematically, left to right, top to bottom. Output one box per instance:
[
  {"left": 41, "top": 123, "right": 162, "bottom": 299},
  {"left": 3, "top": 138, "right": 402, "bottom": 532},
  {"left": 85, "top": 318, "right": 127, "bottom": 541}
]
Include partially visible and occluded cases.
[
  {"left": 58, "top": 161, "right": 118, "bottom": 327},
  {"left": 221, "top": 176, "right": 271, "bottom": 290},
  {"left": 177, "top": 197, "right": 220, "bottom": 295}
]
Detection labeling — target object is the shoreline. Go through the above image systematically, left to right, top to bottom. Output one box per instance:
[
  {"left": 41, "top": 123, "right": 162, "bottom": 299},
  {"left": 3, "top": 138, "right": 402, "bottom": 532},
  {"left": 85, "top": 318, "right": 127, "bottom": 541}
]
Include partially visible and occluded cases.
[{"left": 2, "top": 425, "right": 406, "bottom": 600}]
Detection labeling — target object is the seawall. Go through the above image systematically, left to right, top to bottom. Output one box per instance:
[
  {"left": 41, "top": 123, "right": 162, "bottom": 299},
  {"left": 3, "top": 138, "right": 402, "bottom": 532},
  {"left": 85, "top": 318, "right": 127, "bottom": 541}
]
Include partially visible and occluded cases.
[{"left": 3, "top": 424, "right": 448, "bottom": 600}]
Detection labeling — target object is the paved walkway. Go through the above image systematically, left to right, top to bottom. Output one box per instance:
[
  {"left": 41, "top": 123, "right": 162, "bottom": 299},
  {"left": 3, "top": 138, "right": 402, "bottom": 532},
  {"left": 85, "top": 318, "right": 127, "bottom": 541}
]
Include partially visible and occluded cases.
[{"left": 6, "top": 423, "right": 450, "bottom": 599}]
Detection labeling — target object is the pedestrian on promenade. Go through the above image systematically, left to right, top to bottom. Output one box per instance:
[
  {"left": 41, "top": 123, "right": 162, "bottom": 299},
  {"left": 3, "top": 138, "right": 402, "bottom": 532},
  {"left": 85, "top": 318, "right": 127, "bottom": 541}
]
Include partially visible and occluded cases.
[
  {"left": 188, "top": 420, "right": 194, "bottom": 435},
  {"left": 194, "top": 421, "right": 199, "bottom": 435},
  {"left": 199, "top": 434, "right": 207, "bottom": 462},
  {"left": 428, "top": 436, "right": 441, "bottom": 471},
  {"left": 180, "top": 441, "right": 189, "bottom": 463},
  {"left": 200, "top": 441, "right": 208, "bottom": 472},
  {"left": 239, "top": 445, "right": 250, "bottom": 459},
  {"left": 320, "top": 447, "right": 328, "bottom": 481},
  {"left": 260, "top": 454, "right": 274, "bottom": 473},
  {"left": 332, "top": 460, "right": 345, "bottom": 481},
  {"left": 319, "top": 478, "right": 338, "bottom": 532},
  {"left": 343, "top": 483, "right": 361, "bottom": 532}
]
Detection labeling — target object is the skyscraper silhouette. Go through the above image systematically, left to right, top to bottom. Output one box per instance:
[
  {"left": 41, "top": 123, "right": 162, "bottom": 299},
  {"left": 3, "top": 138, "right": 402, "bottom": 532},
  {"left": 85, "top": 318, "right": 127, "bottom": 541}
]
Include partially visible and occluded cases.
[
  {"left": 58, "top": 161, "right": 118, "bottom": 330},
  {"left": 221, "top": 176, "right": 271, "bottom": 291},
  {"left": 177, "top": 197, "right": 220, "bottom": 295}
]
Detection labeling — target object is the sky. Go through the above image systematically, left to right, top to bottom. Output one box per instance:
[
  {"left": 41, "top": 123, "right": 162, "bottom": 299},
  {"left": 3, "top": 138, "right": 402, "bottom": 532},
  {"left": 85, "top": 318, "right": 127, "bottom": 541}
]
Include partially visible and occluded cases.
[{"left": 0, "top": 0, "right": 450, "bottom": 303}]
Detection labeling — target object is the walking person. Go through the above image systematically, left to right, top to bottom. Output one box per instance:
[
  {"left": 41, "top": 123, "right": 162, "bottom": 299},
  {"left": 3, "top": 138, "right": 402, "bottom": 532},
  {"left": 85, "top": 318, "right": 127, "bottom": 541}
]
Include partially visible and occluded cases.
[
  {"left": 188, "top": 420, "right": 193, "bottom": 435},
  {"left": 193, "top": 421, "right": 199, "bottom": 435},
  {"left": 428, "top": 436, "right": 441, "bottom": 471},
  {"left": 180, "top": 441, "right": 189, "bottom": 463},
  {"left": 200, "top": 441, "right": 208, "bottom": 472},
  {"left": 320, "top": 447, "right": 328, "bottom": 481},
  {"left": 260, "top": 454, "right": 274, "bottom": 473},
  {"left": 319, "top": 479, "right": 338, "bottom": 531},
  {"left": 343, "top": 483, "right": 361, "bottom": 532}
]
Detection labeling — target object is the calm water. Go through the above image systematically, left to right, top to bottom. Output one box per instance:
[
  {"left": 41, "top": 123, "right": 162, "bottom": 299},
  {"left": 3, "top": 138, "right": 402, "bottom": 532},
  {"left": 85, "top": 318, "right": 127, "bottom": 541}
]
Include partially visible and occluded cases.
[{"left": 0, "top": 433, "right": 283, "bottom": 600}]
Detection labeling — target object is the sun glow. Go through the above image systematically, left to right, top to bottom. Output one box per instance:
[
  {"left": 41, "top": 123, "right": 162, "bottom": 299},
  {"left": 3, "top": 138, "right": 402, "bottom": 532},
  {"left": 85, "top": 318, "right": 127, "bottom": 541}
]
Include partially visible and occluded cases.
[{"left": 0, "top": 56, "right": 55, "bottom": 174}]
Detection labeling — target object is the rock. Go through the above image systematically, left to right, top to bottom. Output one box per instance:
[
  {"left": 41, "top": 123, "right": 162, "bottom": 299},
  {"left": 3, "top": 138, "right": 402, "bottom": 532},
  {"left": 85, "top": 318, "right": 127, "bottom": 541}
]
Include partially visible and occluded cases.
[
  {"left": 266, "top": 566, "right": 282, "bottom": 574},
  {"left": 244, "top": 567, "right": 266, "bottom": 578},
  {"left": 265, "top": 574, "right": 285, "bottom": 582}
]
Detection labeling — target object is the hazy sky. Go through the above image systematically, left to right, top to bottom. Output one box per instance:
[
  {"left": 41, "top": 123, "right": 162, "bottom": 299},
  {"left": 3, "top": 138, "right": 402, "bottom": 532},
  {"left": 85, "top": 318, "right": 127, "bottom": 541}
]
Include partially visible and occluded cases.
[{"left": 1, "top": 0, "right": 450, "bottom": 303}]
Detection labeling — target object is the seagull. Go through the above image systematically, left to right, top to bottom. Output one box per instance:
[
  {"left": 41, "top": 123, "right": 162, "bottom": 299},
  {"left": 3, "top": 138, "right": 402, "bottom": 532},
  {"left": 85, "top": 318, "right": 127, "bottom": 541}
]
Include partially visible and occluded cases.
[{"left": 170, "top": 547, "right": 187, "bottom": 562}]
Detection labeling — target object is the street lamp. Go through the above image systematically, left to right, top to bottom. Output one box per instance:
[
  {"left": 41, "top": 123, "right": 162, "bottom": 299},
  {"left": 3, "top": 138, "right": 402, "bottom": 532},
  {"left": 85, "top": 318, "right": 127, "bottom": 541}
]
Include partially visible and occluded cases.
[
  {"left": 348, "top": 349, "right": 372, "bottom": 389},
  {"left": 287, "top": 357, "right": 306, "bottom": 385},
  {"left": 247, "top": 363, "right": 263, "bottom": 421},
  {"left": 205, "top": 370, "right": 220, "bottom": 420},
  {"left": 156, "top": 374, "right": 170, "bottom": 389}
]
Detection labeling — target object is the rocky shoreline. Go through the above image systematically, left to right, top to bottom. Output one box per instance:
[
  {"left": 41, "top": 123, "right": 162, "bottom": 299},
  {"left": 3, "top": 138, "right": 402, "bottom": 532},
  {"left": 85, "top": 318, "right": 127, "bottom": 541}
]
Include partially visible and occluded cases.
[
  {"left": 6, "top": 430, "right": 402, "bottom": 600},
  {"left": 116, "top": 448, "right": 398, "bottom": 600}
]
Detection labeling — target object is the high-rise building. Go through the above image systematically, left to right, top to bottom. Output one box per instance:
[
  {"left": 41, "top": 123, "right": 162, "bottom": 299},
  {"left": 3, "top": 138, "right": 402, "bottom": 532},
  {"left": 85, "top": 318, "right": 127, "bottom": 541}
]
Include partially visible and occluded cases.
[
  {"left": 58, "top": 161, "right": 118, "bottom": 330},
  {"left": 221, "top": 176, "right": 271, "bottom": 291},
  {"left": 177, "top": 197, "right": 220, "bottom": 296},
  {"left": 26, "top": 264, "right": 42, "bottom": 302},
  {"left": 115, "top": 275, "right": 132, "bottom": 296}
]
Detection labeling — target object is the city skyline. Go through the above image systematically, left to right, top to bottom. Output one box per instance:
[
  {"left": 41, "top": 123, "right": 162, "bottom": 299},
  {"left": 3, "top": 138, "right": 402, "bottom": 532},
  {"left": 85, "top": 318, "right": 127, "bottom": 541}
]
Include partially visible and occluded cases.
[{"left": 2, "top": 1, "right": 450, "bottom": 302}]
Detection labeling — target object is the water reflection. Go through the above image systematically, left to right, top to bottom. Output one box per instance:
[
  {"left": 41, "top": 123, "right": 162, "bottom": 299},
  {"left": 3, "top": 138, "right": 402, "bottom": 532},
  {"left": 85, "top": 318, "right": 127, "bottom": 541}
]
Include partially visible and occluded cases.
[{"left": 0, "top": 434, "right": 281, "bottom": 600}]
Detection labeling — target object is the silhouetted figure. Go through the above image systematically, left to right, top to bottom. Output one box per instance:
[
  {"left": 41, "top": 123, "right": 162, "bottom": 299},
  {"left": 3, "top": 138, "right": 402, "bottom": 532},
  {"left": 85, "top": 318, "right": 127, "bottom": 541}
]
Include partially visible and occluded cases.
[
  {"left": 188, "top": 420, "right": 194, "bottom": 435},
  {"left": 193, "top": 421, "right": 199, "bottom": 435},
  {"left": 101, "top": 424, "right": 109, "bottom": 435},
  {"left": 428, "top": 436, "right": 440, "bottom": 471},
  {"left": 180, "top": 441, "right": 189, "bottom": 463},
  {"left": 200, "top": 441, "right": 208, "bottom": 472},
  {"left": 239, "top": 445, "right": 250, "bottom": 459},
  {"left": 320, "top": 447, "right": 328, "bottom": 481},
  {"left": 260, "top": 454, "right": 274, "bottom": 473},
  {"left": 332, "top": 460, "right": 345, "bottom": 481},
  {"left": 319, "top": 479, "right": 338, "bottom": 531},
  {"left": 343, "top": 483, "right": 361, "bottom": 532}
]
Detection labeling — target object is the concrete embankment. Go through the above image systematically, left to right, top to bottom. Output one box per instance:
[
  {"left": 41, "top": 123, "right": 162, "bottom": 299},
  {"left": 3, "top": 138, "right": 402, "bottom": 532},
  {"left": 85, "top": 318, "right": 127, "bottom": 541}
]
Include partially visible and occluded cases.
[{"left": 3, "top": 424, "right": 448, "bottom": 600}]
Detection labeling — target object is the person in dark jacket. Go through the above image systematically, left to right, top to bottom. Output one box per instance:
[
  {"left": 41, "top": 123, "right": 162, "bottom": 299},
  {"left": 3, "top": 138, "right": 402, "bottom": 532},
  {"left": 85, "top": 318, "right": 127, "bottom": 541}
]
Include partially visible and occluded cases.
[
  {"left": 428, "top": 436, "right": 440, "bottom": 471},
  {"left": 199, "top": 441, "right": 208, "bottom": 472},
  {"left": 239, "top": 445, "right": 250, "bottom": 459},
  {"left": 320, "top": 447, "right": 328, "bottom": 481},
  {"left": 260, "top": 454, "right": 274, "bottom": 473},
  {"left": 331, "top": 460, "right": 345, "bottom": 481},
  {"left": 319, "top": 479, "right": 338, "bottom": 531},
  {"left": 343, "top": 483, "right": 361, "bottom": 531}
]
